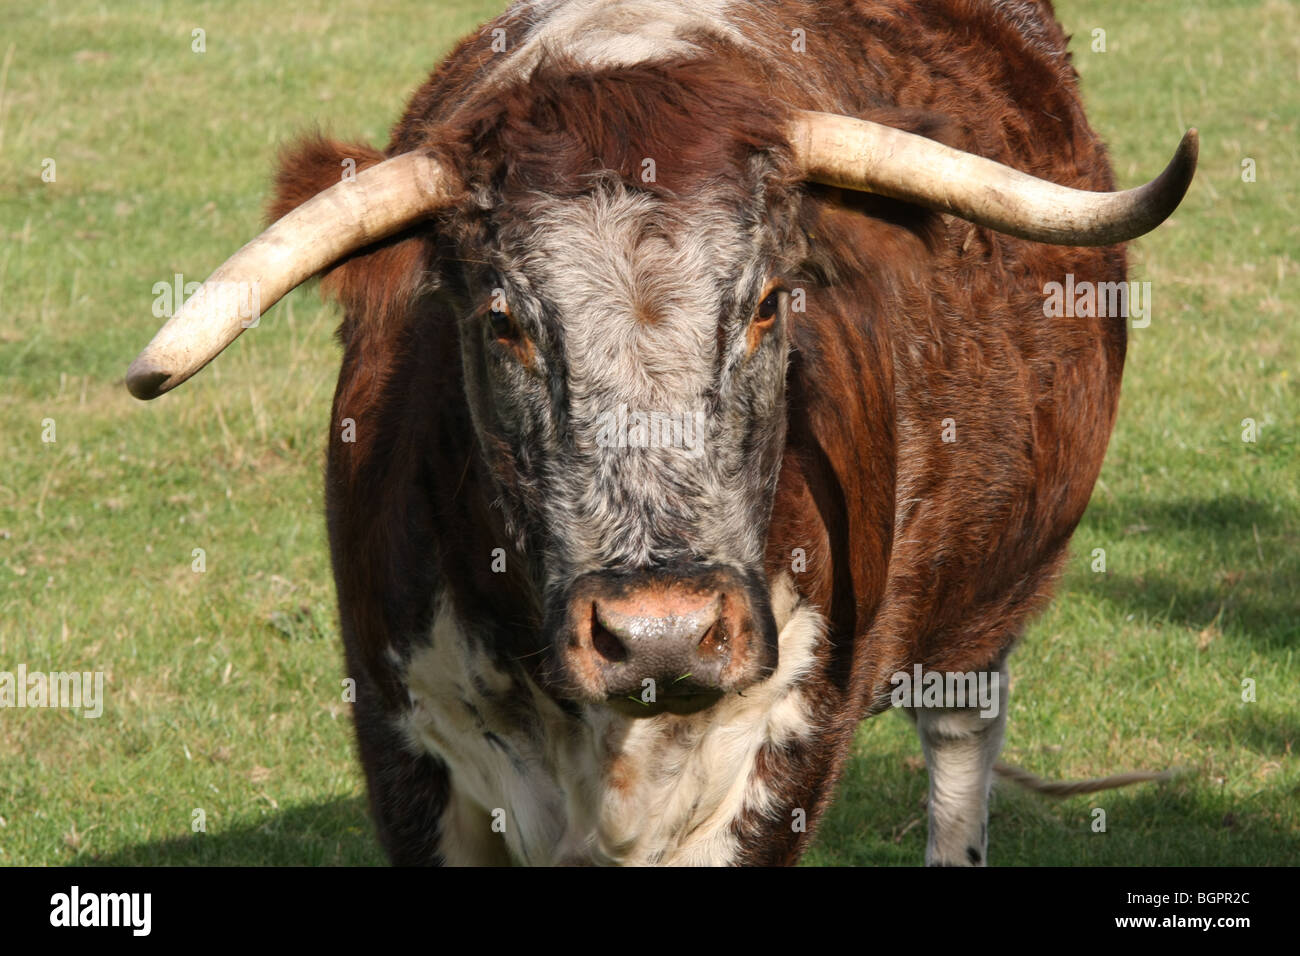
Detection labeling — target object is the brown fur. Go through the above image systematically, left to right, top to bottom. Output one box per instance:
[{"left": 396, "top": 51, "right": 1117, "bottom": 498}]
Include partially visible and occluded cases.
[{"left": 269, "top": 0, "right": 1129, "bottom": 865}]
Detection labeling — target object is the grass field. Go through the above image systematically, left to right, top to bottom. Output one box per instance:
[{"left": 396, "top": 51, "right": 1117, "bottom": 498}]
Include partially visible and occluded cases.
[{"left": 0, "top": 0, "right": 1295, "bottom": 866}]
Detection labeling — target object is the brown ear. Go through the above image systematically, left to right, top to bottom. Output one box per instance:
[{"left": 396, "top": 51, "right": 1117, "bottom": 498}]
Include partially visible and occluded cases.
[
  {"left": 268, "top": 134, "right": 388, "bottom": 222},
  {"left": 269, "top": 135, "right": 432, "bottom": 346}
]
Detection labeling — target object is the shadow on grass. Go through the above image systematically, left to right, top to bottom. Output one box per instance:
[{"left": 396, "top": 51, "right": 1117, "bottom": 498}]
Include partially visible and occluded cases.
[
  {"left": 1078, "top": 495, "right": 1300, "bottom": 648},
  {"left": 1227, "top": 706, "right": 1300, "bottom": 757},
  {"left": 809, "top": 744, "right": 1300, "bottom": 866},
  {"left": 79, "top": 759, "right": 1297, "bottom": 867},
  {"left": 986, "top": 781, "right": 1300, "bottom": 866},
  {"left": 79, "top": 796, "right": 385, "bottom": 866}
]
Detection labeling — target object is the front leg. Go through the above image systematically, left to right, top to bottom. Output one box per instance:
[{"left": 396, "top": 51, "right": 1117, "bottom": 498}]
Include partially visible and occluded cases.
[
  {"left": 909, "top": 656, "right": 1009, "bottom": 866},
  {"left": 353, "top": 676, "right": 515, "bottom": 866},
  {"left": 350, "top": 681, "right": 452, "bottom": 865}
]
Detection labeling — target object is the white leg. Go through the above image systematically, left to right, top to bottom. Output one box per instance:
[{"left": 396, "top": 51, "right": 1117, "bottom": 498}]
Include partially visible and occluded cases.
[{"left": 911, "top": 657, "right": 1008, "bottom": 866}]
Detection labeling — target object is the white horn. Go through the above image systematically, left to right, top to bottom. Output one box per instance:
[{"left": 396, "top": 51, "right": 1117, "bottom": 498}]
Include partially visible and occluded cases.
[
  {"left": 788, "top": 110, "right": 1197, "bottom": 246},
  {"left": 127, "top": 150, "right": 458, "bottom": 400}
]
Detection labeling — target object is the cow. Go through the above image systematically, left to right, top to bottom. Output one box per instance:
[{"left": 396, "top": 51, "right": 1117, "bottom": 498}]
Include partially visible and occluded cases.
[{"left": 127, "top": 0, "right": 1196, "bottom": 865}]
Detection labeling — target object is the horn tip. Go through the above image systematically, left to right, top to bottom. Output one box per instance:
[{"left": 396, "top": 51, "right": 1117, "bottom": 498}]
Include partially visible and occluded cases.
[
  {"left": 1165, "top": 127, "right": 1200, "bottom": 206},
  {"left": 126, "top": 358, "right": 173, "bottom": 401}
]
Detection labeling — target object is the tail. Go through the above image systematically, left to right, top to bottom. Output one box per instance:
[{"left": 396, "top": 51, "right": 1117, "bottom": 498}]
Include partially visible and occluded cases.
[{"left": 993, "top": 761, "right": 1186, "bottom": 797}]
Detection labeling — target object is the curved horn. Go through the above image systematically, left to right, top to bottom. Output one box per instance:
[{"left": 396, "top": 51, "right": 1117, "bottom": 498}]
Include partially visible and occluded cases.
[
  {"left": 788, "top": 110, "right": 1197, "bottom": 247},
  {"left": 126, "top": 150, "right": 459, "bottom": 400}
]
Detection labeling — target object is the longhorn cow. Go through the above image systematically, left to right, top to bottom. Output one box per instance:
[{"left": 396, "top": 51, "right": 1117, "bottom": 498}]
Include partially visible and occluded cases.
[{"left": 127, "top": 0, "right": 1196, "bottom": 865}]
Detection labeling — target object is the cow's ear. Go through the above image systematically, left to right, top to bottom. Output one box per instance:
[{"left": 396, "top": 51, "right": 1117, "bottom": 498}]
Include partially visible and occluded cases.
[
  {"left": 268, "top": 134, "right": 388, "bottom": 223},
  {"left": 269, "top": 135, "right": 433, "bottom": 345}
]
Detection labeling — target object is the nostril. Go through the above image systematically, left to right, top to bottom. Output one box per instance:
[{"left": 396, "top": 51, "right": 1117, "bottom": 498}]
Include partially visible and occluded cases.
[
  {"left": 590, "top": 605, "right": 628, "bottom": 664},
  {"left": 697, "top": 620, "right": 728, "bottom": 657}
]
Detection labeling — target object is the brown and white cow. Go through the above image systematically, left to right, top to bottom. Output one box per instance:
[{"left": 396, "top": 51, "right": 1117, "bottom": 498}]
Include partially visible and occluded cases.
[{"left": 127, "top": 0, "right": 1196, "bottom": 865}]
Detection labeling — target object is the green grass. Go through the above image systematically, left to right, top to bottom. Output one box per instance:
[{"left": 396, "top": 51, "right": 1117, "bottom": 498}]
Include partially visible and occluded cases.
[{"left": 0, "top": 0, "right": 1295, "bottom": 866}]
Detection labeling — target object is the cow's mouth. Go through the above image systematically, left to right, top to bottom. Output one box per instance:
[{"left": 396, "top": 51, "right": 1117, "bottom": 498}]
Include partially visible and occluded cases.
[{"left": 604, "top": 688, "right": 725, "bottom": 718}]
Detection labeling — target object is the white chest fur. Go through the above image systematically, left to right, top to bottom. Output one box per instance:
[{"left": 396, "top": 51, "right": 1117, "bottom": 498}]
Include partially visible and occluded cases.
[{"left": 398, "top": 574, "right": 824, "bottom": 865}]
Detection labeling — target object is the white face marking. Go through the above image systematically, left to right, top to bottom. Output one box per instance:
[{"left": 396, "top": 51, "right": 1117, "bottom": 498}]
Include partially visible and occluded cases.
[
  {"left": 492, "top": 0, "right": 752, "bottom": 82},
  {"left": 474, "top": 177, "right": 787, "bottom": 592},
  {"left": 515, "top": 188, "right": 768, "bottom": 574},
  {"left": 529, "top": 190, "right": 734, "bottom": 407},
  {"left": 400, "top": 574, "right": 822, "bottom": 865}
]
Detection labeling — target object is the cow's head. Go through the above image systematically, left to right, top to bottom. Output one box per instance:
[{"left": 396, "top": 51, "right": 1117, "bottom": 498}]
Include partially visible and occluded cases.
[
  {"left": 125, "top": 60, "right": 1196, "bottom": 716},
  {"left": 439, "top": 64, "right": 808, "bottom": 715}
]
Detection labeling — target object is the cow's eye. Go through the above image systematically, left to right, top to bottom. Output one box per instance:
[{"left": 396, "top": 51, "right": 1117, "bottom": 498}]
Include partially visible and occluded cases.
[
  {"left": 746, "top": 284, "right": 783, "bottom": 354},
  {"left": 751, "top": 284, "right": 784, "bottom": 334},
  {"left": 484, "top": 299, "right": 538, "bottom": 369},
  {"left": 488, "top": 305, "right": 517, "bottom": 342}
]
